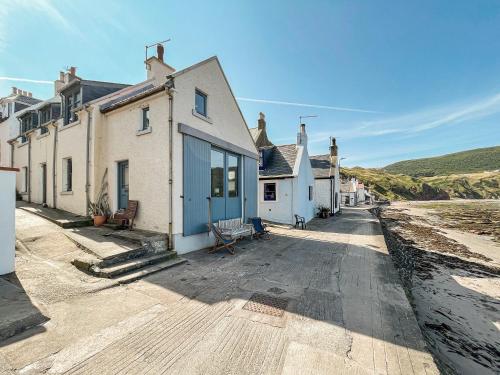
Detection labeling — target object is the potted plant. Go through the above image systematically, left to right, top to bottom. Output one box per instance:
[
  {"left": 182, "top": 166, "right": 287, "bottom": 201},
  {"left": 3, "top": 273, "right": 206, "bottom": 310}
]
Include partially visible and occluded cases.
[
  {"left": 89, "top": 169, "right": 111, "bottom": 226},
  {"left": 317, "top": 206, "right": 330, "bottom": 219}
]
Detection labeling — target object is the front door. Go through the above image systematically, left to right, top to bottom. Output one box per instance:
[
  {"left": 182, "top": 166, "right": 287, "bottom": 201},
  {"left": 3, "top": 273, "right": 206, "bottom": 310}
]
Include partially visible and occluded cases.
[
  {"left": 117, "top": 160, "right": 129, "bottom": 210},
  {"left": 41, "top": 164, "right": 47, "bottom": 204}
]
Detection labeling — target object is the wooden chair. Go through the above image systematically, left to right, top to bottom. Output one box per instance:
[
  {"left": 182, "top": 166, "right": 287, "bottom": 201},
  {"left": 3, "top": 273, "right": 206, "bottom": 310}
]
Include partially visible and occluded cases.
[
  {"left": 109, "top": 200, "right": 138, "bottom": 230},
  {"left": 294, "top": 214, "right": 306, "bottom": 230},
  {"left": 250, "top": 217, "right": 270, "bottom": 239},
  {"left": 209, "top": 223, "right": 236, "bottom": 255}
]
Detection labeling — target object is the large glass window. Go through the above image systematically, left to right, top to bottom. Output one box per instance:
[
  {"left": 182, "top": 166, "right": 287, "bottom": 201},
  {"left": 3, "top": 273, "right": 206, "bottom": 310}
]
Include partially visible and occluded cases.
[
  {"left": 195, "top": 89, "right": 207, "bottom": 117},
  {"left": 211, "top": 149, "right": 224, "bottom": 197},
  {"left": 227, "top": 154, "right": 239, "bottom": 197},
  {"left": 264, "top": 183, "right": 276, "bottom": 201}
]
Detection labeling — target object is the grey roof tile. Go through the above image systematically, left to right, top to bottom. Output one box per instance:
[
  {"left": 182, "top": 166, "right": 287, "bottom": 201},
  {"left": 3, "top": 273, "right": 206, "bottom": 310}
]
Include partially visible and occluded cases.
[
  {"left": 260, "top": 144, "right": 297, "bottom": 177},
  {"left": 310, "top": 154, "right": 333, "bottom": 178}
]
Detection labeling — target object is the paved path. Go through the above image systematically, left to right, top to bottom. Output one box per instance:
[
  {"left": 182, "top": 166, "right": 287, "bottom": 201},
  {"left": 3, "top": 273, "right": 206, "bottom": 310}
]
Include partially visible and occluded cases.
[
  {"left": 1, "top": 207, "right": 439, "bottom": 374},
  {"left": 57, "top": 208, "right": 438, "bottom": 374}
]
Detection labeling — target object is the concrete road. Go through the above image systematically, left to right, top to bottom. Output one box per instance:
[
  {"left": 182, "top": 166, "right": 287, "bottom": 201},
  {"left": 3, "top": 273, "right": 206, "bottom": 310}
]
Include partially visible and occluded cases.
[{"left": 1, "top": 207, "right": 438, "bottom": 374}]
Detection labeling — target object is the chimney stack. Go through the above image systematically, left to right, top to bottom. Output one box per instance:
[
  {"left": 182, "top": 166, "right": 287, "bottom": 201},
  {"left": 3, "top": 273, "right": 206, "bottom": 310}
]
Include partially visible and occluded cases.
[
  {"left": 157, "top": 43, "right": 164, "bottom": 63},
  {"left": 257, "top": 112, "right": 266, "bottom": 130},
  {"left": 296, "top": 123, "right": 308, "bottom": 149},
  {"left": 330, "top": 137, "right": 338, "bottom": 169}
]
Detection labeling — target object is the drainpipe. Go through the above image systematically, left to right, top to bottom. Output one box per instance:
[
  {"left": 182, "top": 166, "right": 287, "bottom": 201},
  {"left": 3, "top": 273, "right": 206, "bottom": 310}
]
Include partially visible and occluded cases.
[
  {"left": 165, "top": 78, "right": 175, "bottom": 250},
  {"left": 84, "top": 105, "right": 91, "bottom": 215},
  {"left": 52, "top": 119, "right": 58, "bottom": 209},
  {"left": 28, "top": 135, "right": 31, "bottom": 203},
  {"left": 9, "top": 141, "right": 14, "bottom": 168}
]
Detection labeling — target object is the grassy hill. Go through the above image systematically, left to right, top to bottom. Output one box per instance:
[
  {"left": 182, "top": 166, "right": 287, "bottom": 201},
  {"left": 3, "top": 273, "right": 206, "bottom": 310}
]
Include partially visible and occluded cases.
[
  {"left": 384, "top": 146, "right": 500, "bottom": 177},
  {"left": 341, "top": 167, "right": 500, "bottom": 201}
]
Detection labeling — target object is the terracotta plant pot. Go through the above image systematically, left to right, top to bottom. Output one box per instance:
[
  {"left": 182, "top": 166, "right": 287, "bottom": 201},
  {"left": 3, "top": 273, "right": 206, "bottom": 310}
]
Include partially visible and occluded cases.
[{"left": 93, "top": 215, "right": 107, "bottom": 226}]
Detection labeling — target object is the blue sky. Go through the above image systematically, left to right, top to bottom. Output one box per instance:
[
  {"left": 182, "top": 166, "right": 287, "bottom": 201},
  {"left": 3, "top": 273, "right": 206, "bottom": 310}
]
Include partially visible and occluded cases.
[{"left": 1, "top": 0, "right": 499, "bottom": 167}]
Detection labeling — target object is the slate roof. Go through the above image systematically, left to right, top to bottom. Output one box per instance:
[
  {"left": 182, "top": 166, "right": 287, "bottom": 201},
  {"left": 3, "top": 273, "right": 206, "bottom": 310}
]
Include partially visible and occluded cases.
[
  {"left": 99, "top": 81, "right": 157, "bottom": 112},
  {"left": 15, "top": 95, "right": 41, "bottom": 106},
  {"left": 16, "top": 96, "right": 60, "bottom": 118},
  {"left": 259, "top": 144, "right": 297, "bottom": 177},
  {"left": 309, "top": 154, "right": 333, "bottom": 178}
]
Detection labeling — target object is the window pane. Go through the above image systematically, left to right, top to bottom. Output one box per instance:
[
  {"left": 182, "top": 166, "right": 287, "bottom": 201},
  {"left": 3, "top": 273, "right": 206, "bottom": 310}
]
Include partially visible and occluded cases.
[
  {"left": 195, "top": 90, "right": 207, "bottom": 117},
  {"left": 142, "top": 107, "right": 149, "bottom": 130},
  {"left": 211, "top": 149, "right": 224, "bottom": 197},
  {"left": 227, "top": 154, "right": 238, "bottom": 198},
  {"left": 67, "top": 159, "right": 72, "bottom": 191},
  {"left": 264, "top": 183, "right": 276, "bottom": 201}
]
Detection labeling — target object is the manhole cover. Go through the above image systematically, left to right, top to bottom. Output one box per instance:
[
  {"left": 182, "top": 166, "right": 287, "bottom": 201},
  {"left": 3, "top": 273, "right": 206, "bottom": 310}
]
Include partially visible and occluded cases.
[{"left": 243, "top": 293, "right": 288, "bottom": 317}]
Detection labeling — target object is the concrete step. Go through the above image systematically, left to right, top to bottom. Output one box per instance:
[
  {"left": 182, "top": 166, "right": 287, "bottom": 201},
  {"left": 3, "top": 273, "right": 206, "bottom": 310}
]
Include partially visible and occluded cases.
[
  {"left": 92, "top": 252, "right": 178, "bottom": 278},
  {"left": 114, "top": 257, "right": 187, "bottom": 285}
]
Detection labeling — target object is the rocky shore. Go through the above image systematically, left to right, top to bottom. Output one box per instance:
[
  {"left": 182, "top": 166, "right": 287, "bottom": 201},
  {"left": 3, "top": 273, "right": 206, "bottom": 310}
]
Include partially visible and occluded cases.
[{"left": 373, "top": 201, "right": 500, "bottom": 374}]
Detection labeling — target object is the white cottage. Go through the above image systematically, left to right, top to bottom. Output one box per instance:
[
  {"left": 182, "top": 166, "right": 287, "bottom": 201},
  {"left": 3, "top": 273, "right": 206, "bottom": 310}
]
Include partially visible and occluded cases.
[
  {"left": 10, "top": 47, "right": 258, "bottom": 254},
  {"left": 249, "top": 114, "right": 315, "bottom": 225},
  {"left": 309, "top": 138, "right": 341, "bottom": 215}
]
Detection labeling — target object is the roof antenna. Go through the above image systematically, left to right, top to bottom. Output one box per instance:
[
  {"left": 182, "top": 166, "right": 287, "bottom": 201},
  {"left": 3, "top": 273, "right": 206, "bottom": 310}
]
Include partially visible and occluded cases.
[{"left": 145, "top": 39, "right": 171, "bottom": 62}]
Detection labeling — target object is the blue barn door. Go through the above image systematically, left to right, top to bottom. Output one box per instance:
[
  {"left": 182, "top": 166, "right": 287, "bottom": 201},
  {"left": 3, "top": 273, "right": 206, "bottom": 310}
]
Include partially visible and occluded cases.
[
  {"left": 183, "top": 136, "right": 211, "bottom": 236},
  {"left": 243, "top": 156, "right": 258, "bottom": 222}
]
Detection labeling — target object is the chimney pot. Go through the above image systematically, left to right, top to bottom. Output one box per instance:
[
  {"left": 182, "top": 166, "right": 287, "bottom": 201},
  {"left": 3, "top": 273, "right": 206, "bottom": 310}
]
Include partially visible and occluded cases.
[
  {"left": 157, "top": 44, "right": 164, "bottom": 62},
  {"left": 69, "top": 66, "right": 76, "bottom": 76},
  {"left": 59, "top": 71, "right": 64, "bottom": 81},
  {"left": 12, "top": 87, "right": 17, "bottom": 95},
  {"left": 28, "top": 92, "right": 32, "bottom": 98},
  {"left": 300, "top": 123, "right": 306, "bottom": 133}
]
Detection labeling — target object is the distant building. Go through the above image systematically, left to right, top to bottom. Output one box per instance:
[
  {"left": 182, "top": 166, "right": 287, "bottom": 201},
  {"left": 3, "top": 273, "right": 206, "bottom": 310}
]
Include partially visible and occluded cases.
[
  {"left": 0, "top": 88, "right": 41, "bottom": 167},
  {"left": 249, "top": 113, "right": 315, "bottom": 225},
  {"left": 309, "top": 138, "right": 341, "bottom": 215},
  {"left": 340, "top": 177, "right": 358, "bottom": 206}
]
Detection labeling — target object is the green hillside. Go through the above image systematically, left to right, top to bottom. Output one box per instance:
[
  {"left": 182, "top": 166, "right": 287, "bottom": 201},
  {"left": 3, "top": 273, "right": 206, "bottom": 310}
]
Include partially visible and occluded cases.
[
  {"left": 384, "top": 146, "right": 500, "bottom": 177},
  {"left": 341, "top": 167, "right": 500, "bottom": 201}
]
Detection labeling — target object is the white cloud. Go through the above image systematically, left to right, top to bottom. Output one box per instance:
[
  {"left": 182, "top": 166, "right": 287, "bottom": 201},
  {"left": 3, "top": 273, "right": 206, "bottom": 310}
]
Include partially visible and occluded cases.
[
  {"left": 0, "top": 77, "right": 52, "bottom": 84},
  {"left": 333, "top": 92, "right": 500, "bottom": 140},
  {"left": 236, "top": 97, "right": 383, "bottom": 114}
]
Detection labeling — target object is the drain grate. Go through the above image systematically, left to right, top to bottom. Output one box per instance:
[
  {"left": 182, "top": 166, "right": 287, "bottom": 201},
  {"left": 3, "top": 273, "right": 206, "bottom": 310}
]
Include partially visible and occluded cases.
[{"left": 243, "top": 293, "right": 288, "bottom": 317}]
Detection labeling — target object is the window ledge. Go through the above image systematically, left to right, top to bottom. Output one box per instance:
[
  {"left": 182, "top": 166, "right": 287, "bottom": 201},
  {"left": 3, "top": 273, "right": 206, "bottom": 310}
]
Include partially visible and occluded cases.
[
  {"left": 192, "top": 109, "right": 212, "bottom": 124},
  {"left": 59, "top": 120, "right": 80, "bottom": 131},
  {"left": 136, "top": 127, "right": 152, "bottom": 136},
  {"left": 36, "top": 131, "right": 50, "bottom": 140},
  {"left": 17, "top": 141, "right": 28, "bottom": 148},
  {"left": 60, "top": 190, "right": 73, "bottom": 195},
  {"left": 21, "top": 191, "right": 28, "bottom": 195}
]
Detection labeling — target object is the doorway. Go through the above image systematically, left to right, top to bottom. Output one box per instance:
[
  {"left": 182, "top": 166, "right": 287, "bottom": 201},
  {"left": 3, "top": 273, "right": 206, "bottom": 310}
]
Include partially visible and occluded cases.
[{"left": 117, "top": 160, "right": 129, "bottom": 210}]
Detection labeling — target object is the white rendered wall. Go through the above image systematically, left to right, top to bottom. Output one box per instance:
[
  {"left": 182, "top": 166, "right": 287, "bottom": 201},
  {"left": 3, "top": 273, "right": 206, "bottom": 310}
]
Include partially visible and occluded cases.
[
  {"left": 293, "top": 145, "right": 315, "bottom": 223},
  {"left": 0, "top": 169, "right": 17, "bottom": 275},
  {"left": 258, "top": 178, "right": 294, "bottom": 224},
  {"left": 313, "top": 178, "right": 331, "bottom": 212}
]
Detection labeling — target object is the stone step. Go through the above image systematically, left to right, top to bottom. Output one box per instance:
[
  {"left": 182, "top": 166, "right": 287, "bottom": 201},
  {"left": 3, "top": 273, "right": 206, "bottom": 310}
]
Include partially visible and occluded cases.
[
  {"left": 92, "top": 252, "right": 178, "bottom": 278},
  {"left": 114, "top": 257, "right": 187, "bottom": 285}
]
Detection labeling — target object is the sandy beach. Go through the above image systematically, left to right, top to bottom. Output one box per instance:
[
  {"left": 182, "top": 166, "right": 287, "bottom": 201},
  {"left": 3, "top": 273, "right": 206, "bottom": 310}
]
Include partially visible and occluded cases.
[{"left": 375, "top": 200, "right": 500, "bottom": 374}]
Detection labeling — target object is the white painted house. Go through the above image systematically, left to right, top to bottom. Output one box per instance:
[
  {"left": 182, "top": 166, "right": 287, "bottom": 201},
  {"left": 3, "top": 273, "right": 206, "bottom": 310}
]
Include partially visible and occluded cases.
[
  {"left": 9, "top": 47, "right": 258, "bottom": 254},
  {"left": 0, "top": 88, "right": 41, "bottom": 167},
  {"left": 249, "top": 113, "right": 315, "bottom": 225},
  {"left": 309, "top": 138, "right": 341, "bottom": 216},
  {"left": 340, "top": 177, "right": 358, "bottom": 206}
]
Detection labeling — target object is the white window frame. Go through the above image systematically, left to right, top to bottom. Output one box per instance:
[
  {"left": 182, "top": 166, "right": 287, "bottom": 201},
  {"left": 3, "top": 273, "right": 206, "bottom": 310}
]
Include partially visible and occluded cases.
[
  {"left": 136, "top": 104, "right": 152, "bottom": 135},
  {"left": 61, "top": 157, "right": 73, "bottom": 193},
  {"left": 262, "top": 181, "right": 278, "bottom": 202}
]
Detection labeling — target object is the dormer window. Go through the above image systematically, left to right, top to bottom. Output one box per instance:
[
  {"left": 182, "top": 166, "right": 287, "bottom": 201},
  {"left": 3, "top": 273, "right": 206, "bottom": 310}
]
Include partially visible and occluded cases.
[
  {"left": 195, "top": 89, "right": 207, "bottom": 117},
  {"left": 64, "top": 91, "right": 81, "bottom": 125}
]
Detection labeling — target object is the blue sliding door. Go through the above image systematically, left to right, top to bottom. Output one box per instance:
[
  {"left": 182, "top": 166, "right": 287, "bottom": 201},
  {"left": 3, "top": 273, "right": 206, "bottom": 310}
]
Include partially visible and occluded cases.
[
  {"left": 183, "top": 136, "right": 211, "bottom": 236},
  {"left": 243, "top": 156, "right": 258, "bottom": 221}
]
